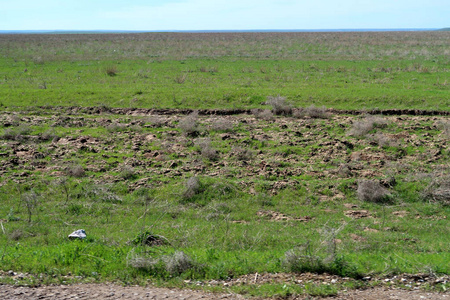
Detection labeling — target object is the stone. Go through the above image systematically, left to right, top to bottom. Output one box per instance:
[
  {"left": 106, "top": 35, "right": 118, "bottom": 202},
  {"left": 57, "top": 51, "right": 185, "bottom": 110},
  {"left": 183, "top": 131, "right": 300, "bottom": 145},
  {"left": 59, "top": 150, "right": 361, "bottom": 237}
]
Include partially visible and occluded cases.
[{"left": 68, "top": 229, "right": 86, "bottom": 240}]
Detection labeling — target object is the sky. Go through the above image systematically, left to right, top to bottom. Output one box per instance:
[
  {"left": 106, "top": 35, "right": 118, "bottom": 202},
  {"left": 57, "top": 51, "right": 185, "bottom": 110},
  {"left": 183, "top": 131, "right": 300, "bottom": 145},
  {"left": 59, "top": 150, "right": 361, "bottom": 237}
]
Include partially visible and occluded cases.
[{"left": 1, "top": 0, "right": 448, "bottom": 31}]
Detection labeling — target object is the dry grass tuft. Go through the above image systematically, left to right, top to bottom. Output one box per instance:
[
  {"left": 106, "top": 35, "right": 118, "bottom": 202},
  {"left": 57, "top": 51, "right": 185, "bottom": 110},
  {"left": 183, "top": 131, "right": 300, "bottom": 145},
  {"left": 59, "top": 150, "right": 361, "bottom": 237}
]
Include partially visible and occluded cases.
[
  {"left": 267, "top": 95, "right": 292, "bottom": 116},
  {"left": 178, "top": 111, "right": 199, "bottom": 136},
  {"left": 348, "top": 115, "right": 388, "bottom": 137},
  {"left": 357, "top": 179, "right": 392, "bottom": 203}
]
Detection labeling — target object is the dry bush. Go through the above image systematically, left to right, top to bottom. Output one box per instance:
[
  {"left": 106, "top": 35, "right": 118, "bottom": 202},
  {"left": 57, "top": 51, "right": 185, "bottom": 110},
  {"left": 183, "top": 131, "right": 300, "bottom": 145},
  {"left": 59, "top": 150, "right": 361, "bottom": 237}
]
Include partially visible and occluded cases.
[
  {"left": 105, "top": 65, "right": 118, "bottom": 76},
  {"left": 174, "top": 73, "right": 187, "bottom": 84},
  {"left": 266, "top": 95, "right": 292, "bottom": 115},
  {"left": 294, "top": 105, "right": 331, "bottom": 119},
  {"left": 252, "top": 109, "right": 274, "bottom": 121},
  {"left": 178, "top": 111, "right": 199, "bottom": 135},
  {"left": 348, "top": 115, "right": 389, "bottom": 137},
  {"left": 144, "top": 116, "right": 165, "bottom": 128},
  {"left": 211, "top": 118, "right": 234, "bottom": 132},
  {"left": 437, "top": 120, "right": 450, "bottom": 138},
  {"left": 106, "top": 123, "right": 127, "bottom": 132},
  {"left": 40, "top": 129, "right": 59, "bottom": 141},
  {"left": 368, "top": 133, "right": 398, "bottom": 147},
  {"left": 195, "top": 138, "right": 219, "bottom": 161},
  {"left": 232, "top": 146, "right": 253, "bottom": 161},
  {"left": 65, "top": 164, "right": 85, "bottom": 178},
  {"left": 120, "top": 165, "right": 137, "bottom": 180},
  {"left": 422, "top": 176, "right": 450, "bottom": 205},
  {"left": 183, "top": 177, "right": 202, "bottom": 199},
  {"left": 357, "top": 179, "right": 392, "bottom": 203},
  {"left": 10, "top": 229, "right": 24, "bottom": 241},
  {"left": 162, "top": 251, "right": 194, "bottom": 275}
]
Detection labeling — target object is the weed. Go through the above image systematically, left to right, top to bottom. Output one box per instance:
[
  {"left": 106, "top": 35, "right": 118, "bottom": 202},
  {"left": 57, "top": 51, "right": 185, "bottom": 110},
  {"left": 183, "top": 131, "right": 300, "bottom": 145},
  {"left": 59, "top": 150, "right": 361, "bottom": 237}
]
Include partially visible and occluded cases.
[
  {"left": 105, "top": 65, "right": 118, "bottom": 76},
  {"left": 174, "top": 73, "right": 187, "bottom": 84},
  {"left": 266, "top": 95, "right": 292, "bottom": 116},
  {"left": 252, "top": 109, "right": 274, "bottom": 121},
  {"left": 178, "top": 111, "right": 199, "bottom": 136},
  {"left": 348, "top": 115, "right": 388, "bottom": 137},
  {"left": 211, "top": 118, "right": 234, "bottom": 132},
  {"left": 106, "top": 123, "right": 127, "bottom": 132},
  {"left": 40, "top": 129, "right": 59, "bottom": 141},
  {"left": 368, "top": 133, "right": 398, "bottom": 147},
  {"left": 195, "top": 138, "right": 219, "bottom": 161},
  {"left": 232, "top": 146, "right": 253, "bottom": 161},
  {"left": 65, "top": 164, "right": 85, "bottom": 177},
  {"left": 120, "top": 164, "right": 137, "bottom": 180},
  {"left": 422, "top": 176, "right": 450, "bottom": 205},
  {"left": 182, "top": 177, "right": 202, "bottom": 200},
  {"left": 357, "top": 179, "right": 392, "bottom": 203},
  {"left": 84, "top": 184, "right": 122, "bottom": 204},
  {"left": 21, "top": 190, "right": 39, "bottom": 223},
  {"left": 10, "top": 229, "right": 24, "bottom": 241},
  {"left": 131, "top": 230, "right": 169, "bottom": 246},
  {"left": 162, "top": 251, "right": 195, "bottom": 276}
]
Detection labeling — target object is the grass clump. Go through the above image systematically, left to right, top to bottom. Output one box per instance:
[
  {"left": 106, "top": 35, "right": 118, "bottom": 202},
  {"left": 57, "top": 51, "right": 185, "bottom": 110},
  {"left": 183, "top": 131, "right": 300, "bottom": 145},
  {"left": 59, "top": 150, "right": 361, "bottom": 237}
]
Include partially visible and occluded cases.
[
  {"left": 105, "top": 65, "right": 118, "bottom": 76},
  {"left": 267, "top": 95, "right": 292, "bottom": 116},
  {"left": 295, "top": 105, "right": 331, "bottom": 119},
  {"left": 252, "top": 109, "right": 274, "bottom": 121},
  {"left": 178, "top": 111, "right": 200, "bottom": 136},
  {"left": 348, "top": 115, "right": 388, "bottom": 137},
  {"left": 211, "top": 118, "right": 234, "bottom": 132},
  {"left": 195, "top": 138, "right": 219, "bottom": 161},
  {"left": 65, "top": 164, "right": 85, "bottom": 178},
  {"left": 422, "top": 176, "right": 450, "bottom": 205},
  {"left": 357, "top": 179, "right": 392, "bottom": 203},
  {"left": 283, "top": 244, "right": 360, "bottom": 278},
  {"left": 127, "top": 249, "right": 199, "bottom": 277}
]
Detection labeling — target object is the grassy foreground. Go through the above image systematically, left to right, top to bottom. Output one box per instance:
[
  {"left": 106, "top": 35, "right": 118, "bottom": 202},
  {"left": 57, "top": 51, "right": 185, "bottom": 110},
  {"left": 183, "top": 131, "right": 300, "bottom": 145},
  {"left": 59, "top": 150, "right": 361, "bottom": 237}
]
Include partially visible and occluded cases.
[{"left": 0, "top": 32, "right": 449, "bottom": 298}]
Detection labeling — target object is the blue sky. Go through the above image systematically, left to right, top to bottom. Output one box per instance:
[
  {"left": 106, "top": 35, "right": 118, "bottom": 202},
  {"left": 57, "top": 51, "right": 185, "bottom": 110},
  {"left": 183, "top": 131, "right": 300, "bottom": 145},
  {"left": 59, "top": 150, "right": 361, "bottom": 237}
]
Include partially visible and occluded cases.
[{"left": 1, "top": 0, "right": 448, "bottom": 31}]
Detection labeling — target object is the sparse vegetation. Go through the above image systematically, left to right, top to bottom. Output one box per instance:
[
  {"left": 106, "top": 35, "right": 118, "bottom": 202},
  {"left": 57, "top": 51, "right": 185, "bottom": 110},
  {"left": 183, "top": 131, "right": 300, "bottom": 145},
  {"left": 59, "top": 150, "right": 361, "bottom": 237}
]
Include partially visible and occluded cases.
[
  {"left": 0, "top": 31, "right": 449, "bottom": 298},
  {"left": 178, "top": 111, "right": 199, "bottom": 136},
  {"left": 348, "top": 115, "right": 389, "bottom": 137},
  {"left": 357, "top": 179, "right": 392, "bottom": 203}
]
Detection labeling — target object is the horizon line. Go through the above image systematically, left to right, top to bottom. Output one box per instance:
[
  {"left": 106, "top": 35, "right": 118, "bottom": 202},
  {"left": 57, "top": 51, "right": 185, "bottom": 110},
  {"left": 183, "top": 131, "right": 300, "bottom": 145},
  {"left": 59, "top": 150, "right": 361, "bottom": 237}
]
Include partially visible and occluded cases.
[{"left": 0, "top": 28, "right": 445, "bottom": 34}]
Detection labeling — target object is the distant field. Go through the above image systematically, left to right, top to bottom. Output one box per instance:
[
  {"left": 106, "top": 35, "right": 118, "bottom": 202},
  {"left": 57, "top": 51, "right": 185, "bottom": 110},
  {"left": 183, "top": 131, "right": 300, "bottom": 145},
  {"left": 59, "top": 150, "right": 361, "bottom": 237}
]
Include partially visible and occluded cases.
[{"left": 0, "top": 32, "right": 448, "bottom": 110}]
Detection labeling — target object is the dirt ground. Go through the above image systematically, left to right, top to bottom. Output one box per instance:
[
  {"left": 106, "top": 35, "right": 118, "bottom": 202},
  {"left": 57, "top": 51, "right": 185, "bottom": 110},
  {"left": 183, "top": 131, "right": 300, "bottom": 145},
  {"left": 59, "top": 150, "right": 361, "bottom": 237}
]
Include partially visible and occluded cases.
[{"left": 1, "top": 283, "right": 449, "bottom": 299}]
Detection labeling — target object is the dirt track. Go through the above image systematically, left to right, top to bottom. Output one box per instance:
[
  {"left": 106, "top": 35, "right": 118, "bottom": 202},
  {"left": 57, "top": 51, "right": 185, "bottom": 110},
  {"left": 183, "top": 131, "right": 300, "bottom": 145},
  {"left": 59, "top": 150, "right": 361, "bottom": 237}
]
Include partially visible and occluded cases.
[{"left": 1, "top": 283, "right": 449, "bottom": 299}]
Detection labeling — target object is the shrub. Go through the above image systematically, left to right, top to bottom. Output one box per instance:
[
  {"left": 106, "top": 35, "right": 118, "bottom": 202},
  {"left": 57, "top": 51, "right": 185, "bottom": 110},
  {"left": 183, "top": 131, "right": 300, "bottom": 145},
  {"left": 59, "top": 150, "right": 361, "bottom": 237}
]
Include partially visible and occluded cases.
[
  {"left": 105, "top": 65, "right": 118, "bottom": 76},
  {"left": 174, "top": 73, "right": 187, "bottom": 84},
  {"left": 266, "top": 95, "right": 292, "bottom": 115},
  {"left": 294, "top": 105, "right": 330, "bottom": 119},
  {"left": 252, "top": 109, "right": 274, "bottom": 121},
  {"left": 178, "top": 111, "right": 199, "bottom": 136},
  {"left": 348, "top": 115, "right": 388, "bottom": 137},
  {"left": 211, "top": 118, "right": 234, "bottom": 132},
  {"left": 368, "top": 133, "right": 398, "bottom": 147},
  {"left": 195, "top": 138, "right": 219, "bottom": 161},
  {"left": 232, "top": 146, "right": 253, "bottom": 161},
  {"left": 65, "top": 164, "right": 85, "bottom": 178},
  {"left": 120, "top": 164, "right": 137, "bottom": 180},
  {"left": 182, "top": 176, "right": 202, "bottom": 200},
  {"left": 422, "top": 176, "right": 450, "bottom": 205},
  {"left": 357, "top": 179, "right": 392, "bottom": 203},
  {"left": 84, "top": 184, "right": 122, "bottom": 203},
  {"left": 130, "top": 230, "right": 169, "bottom": 246},
  {"left": 127, "top": 250, "right": 199, "bottom": 277},
  {"left": 162, "top": 251, "right": 194, "bottom": 275}
]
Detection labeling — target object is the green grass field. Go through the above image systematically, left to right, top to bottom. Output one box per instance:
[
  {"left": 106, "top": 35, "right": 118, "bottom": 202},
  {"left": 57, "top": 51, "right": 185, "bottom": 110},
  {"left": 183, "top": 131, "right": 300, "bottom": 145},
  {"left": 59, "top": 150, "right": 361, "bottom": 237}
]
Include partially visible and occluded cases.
[
  {"left": 0, "top": 32, "right": 449, "bottom": 298},
  {"left": 0, "top": 32, "right": 449, "bottom": 110}
]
